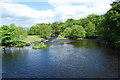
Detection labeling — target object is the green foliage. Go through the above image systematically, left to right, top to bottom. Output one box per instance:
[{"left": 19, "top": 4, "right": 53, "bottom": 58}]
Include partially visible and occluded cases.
[
  {"left": 99, "top": 4, "right": 120, "bottom": 44},
  {"left": 85, "top": 21, "right": 96, "bottom": 37},
  {"left": 51, "top": 22, "right": 67, "bottom": 36},
  {"left": 0, "top": 24, "right": 28, "bottom": 47},
  {"left": 36, "top": 24, "right": 51, "bottom": 39},
  {"left": 1, "top": 25, "right": 17, "bottom": 44},
  {"left": 61, "top": 25, "right": 86, "bottom": 40},
  {"left": 70, "top": 25, "right": 86, "bottom": 39},
  {"left": 15, "top": 26, "right": 28, "bottom": 40},
  {"left": 28, "top": 26, "right": 39, "bottom": 35},
  {"left": 61, "top": 28, "right": 73, "bottom": 38},
  {"left": 25, "top": 43, "right": 31, "bottom": 46},
  {"left": 32, "top": 43, "right": 46, "bottom": 49}
]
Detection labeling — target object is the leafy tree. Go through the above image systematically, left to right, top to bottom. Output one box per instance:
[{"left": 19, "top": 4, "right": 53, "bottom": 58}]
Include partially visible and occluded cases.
[
  {"left": 99, "top": 4, "right": 120, "bottom": 44},
  {"left": 85, "top": 21, "right": 96, "bottom": 37},
  {"left": 50, "top": 22, "right": 59, "bottom": 36},
  {"left": 36, "top": 24, "right": 52, "bottom": 39},
  {"left": 1, "top": 25, "right": 17, "bottom": 47},
  {"left": 61, "top": 25, "right": 86, "bottom": 40},
  {"left": 70, "top": 25, "right": 86, "bottom": 39},
  {"left": 15, "top": 26, "right": 28, "bottom": 40},
  {"left": 28, "top": 26, "right": 39, "bottom": 35},
  {"left": 61, "top": 28, "right": 73, "bottom": 38}
]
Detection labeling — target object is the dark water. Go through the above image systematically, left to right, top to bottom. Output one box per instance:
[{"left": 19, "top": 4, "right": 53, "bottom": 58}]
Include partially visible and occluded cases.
[{"left": 2, "top": 38, "right": 120, "bottom": 78}]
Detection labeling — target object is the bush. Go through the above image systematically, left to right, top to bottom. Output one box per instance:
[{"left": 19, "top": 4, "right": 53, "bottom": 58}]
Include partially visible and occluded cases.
[{"left": 32, "top": 43, "right": 46, "bottom": 49}]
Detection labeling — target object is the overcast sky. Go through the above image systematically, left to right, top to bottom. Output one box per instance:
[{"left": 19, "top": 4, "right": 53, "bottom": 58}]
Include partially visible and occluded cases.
[{"left": 0, "top": 0, "right": 115, "bottom": 28}]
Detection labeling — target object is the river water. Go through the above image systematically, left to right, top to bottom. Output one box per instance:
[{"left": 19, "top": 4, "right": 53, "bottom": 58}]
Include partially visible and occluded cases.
[{"left": 2, "top": 38, "right": 120, "bottom": 78}]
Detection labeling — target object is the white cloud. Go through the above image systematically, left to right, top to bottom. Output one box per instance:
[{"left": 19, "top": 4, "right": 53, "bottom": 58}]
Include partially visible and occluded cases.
[
  {"left": 1, "top": 0, "right": 115, "bottom": 27},
  {"left": 49, "top": 0, "right": 91, "bottom": 7},
  {"left": 50, "top": 0, "right": 113, "bottom": 21},
  {"left": 1, "top": 2, "right": 56, "bottom": 27}
]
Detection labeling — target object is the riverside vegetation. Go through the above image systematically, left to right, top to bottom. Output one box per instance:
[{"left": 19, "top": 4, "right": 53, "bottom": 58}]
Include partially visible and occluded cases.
[{"left": 0, "top": 2, "right": 120, "bottom": 50}]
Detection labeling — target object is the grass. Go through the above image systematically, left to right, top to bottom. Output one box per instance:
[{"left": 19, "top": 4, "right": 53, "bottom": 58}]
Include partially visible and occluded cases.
[
  {"left": 21, "top": 35, "right": 45, "bottom": 43},
  {"left": 32, "top": 43, "right": 46, "bottom": 49}
]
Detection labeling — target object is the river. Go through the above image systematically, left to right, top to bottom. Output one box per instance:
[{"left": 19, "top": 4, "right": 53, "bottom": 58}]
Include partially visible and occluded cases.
[{"left": 2, "top": 37, "right": 120, "bottom": 78}]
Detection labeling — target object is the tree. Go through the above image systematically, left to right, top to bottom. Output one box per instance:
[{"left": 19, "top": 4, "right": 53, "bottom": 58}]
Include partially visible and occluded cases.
[
  {"left": 99, "top": 4, "right": 120, "bottom": 44},
  {"left": 85, "top": 21, "right": 96, "bottom": 37},
  {"left": 50, "top": 22, "right": 59, "bottom": 36},
  {"left": 37, "top": 24, "right": 52, "bottom": 39},
  {"left": 1, "top": 25, "right": 17, "bottom": 47},
  {"left": 61, "top": 25, "right": 86, "bottom": 40},
  {"left": 70, "top": 25, "right": 86, "bottom": 40},
  {"left": 15, "top": 26, "right": 28, "bottom": 40},
  {"left": 28, "top": 26, "right": 39, "bottom": 35},
  {"left": 61, "top": 28, "right": 73, "bottom": 38}
]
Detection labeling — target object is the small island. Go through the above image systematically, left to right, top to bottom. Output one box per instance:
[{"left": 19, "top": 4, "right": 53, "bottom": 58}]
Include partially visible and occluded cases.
[{"left": 32, "top": 43, "right": 46, "bottom": 49}]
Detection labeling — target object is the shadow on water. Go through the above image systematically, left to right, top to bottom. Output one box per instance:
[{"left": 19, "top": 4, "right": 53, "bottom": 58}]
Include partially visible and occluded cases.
[{"left": 2, "top": 38, "right": 120, "bottom": 78}]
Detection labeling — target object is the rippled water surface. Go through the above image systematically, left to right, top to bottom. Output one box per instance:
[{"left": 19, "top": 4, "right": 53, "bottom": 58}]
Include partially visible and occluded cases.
[{"left": 2, "top": 38, "right": 120, "bottom": 78}]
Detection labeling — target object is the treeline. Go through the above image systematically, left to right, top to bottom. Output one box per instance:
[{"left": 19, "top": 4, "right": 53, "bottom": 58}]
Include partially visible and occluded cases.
[
  {"left": 0, "top": 3, "right": 120, "bottom": 48},
  {"left": 28, "top": 14, "right": 102, "bottom": 40}
]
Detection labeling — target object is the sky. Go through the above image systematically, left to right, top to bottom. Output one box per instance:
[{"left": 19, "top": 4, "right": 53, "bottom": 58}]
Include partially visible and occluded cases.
[{"left": 0, "top": 0, "right": 116, "bottom": 28}]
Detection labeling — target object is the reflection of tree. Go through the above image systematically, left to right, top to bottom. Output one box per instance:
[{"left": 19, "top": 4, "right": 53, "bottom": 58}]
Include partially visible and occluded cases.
[
  {"left": 67, "top": 41, "right": 101, "bottom": 49},
  {"left": 3, "top": 48, "right": 29, "bottom": 62}
]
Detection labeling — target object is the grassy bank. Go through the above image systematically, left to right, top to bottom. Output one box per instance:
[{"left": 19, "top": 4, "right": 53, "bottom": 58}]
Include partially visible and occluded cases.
[{"left": 21, "top": 35, "right": 45, "bottom": 43}]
